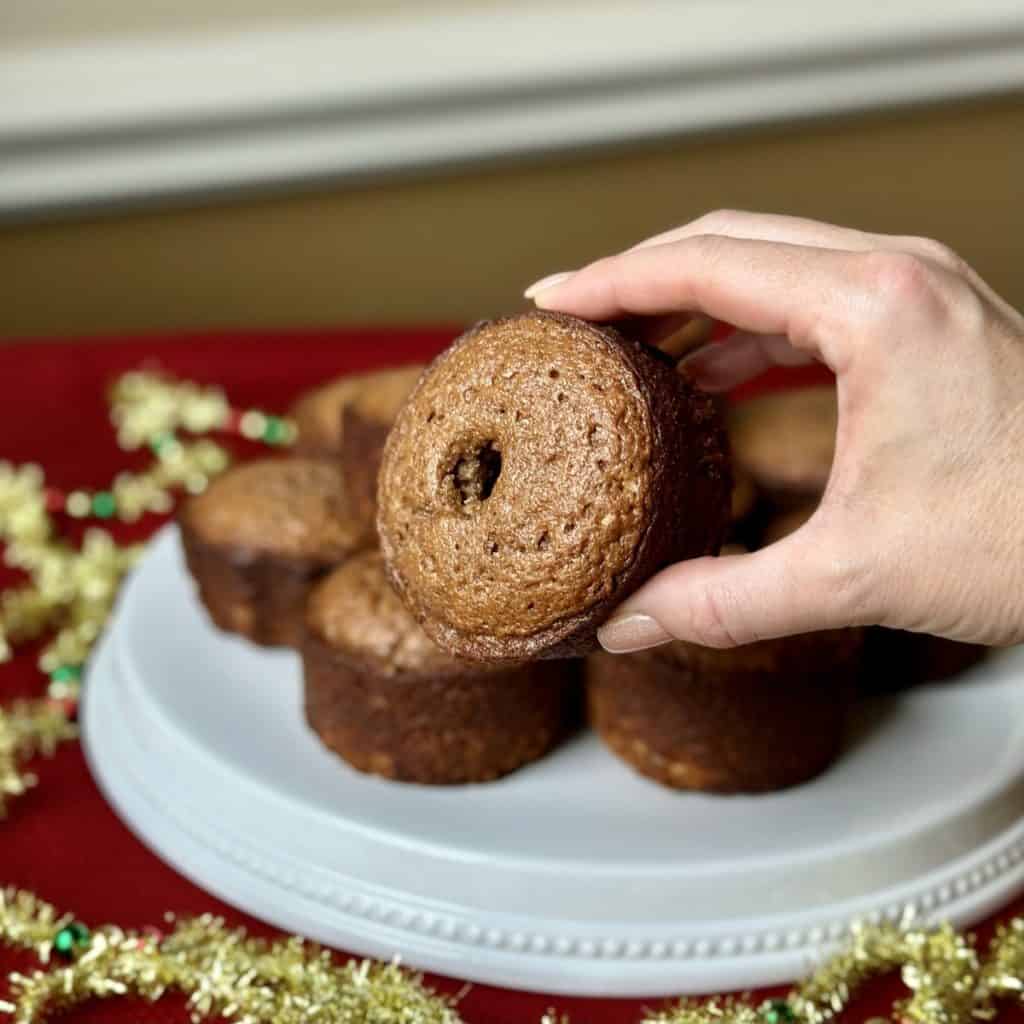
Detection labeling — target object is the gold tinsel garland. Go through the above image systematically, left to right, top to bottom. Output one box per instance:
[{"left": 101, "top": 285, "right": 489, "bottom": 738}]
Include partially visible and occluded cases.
[
  {"left": 4, "top": 371, "right": 1024, "bottom": 1023},
  {"left": 0, "top": 372, "right": 292, "bottom": 814},
  {"left": 0, "top": 704, "right": 77, "bottom": 811},
  {"left": 3, "top": 888, "right": 1024, "bottom": 1024},
  {"left": 0, "top": 889, "right": 461, "bottom": 1024}
]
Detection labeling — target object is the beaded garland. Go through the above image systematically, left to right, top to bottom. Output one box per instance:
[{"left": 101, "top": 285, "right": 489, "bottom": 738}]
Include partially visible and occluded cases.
[
  {"left": 5, "top": 370, "right": 1024, "bottom": 1024},
  {"left": 0, "top": 372, "right": 293, "bottom": 815}
]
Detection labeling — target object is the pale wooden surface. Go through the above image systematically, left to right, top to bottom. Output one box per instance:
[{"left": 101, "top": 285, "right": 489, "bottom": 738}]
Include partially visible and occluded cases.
[{"left": 1, "top": 95, "right": 1021, "bottom": 341}]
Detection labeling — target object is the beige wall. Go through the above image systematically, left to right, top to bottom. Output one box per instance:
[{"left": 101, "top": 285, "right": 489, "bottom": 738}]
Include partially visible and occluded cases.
[
  {"left": 1, "top": 1, "right": 501, "bottom": 47},
  {"left": 1, "top": 94, "right": 1022, "bottom": 341}
]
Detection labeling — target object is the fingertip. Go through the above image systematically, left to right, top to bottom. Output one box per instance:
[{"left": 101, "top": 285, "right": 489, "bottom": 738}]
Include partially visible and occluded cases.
[
  {"left": 523, "top": 271, "right": 575, "bottom": 302},
  {"left": 681, "top": 332, "right": 815, "bottom": 392},
  {"left": 680, "top": 342, "right": 759, "bottom": 392},
  {"left": 677, "top": 358, "right": 738, "bottom": 393},
  {"left": 597, "top": 612, "right": 672, "bottom": 654}
]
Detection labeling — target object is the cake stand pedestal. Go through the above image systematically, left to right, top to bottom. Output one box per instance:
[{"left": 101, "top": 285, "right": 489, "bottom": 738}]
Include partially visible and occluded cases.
[{"left": 84, "top": 526, "right": 1024, "bottom": 996}]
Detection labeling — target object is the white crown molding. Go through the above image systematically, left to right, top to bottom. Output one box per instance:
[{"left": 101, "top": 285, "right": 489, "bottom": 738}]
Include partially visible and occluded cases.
[{"left": 1, "top": 0, "right": 1022, "bottom": 219}]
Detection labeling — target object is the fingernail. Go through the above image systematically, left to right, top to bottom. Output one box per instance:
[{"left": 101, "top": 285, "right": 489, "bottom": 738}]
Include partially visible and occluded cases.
[
  {"left": 524, "top": 271, "right": 574, "bottom": 300},
  {"left": 681, "top": 342, "right": 729, "bottom": 370},
  {"left": 678, "top": 344, "right": 735, "bottom": 392},
  {"left": 597, "top": 613, "right": 672, "bottom": 654}
]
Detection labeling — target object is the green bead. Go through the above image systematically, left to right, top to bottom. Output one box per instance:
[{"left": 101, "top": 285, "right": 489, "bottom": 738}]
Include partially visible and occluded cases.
[
  {"left": 261, "top": 416, "right": 287, "bottom": 445},
  {"left": 149, "top": 431, "right": 176, "bottom": 455},
  {"left": 91, "top": 492, "right": 117, "bottom": 518},
  {"left": 50, "top": 664, "right": 82, "bottom": 683},
  {"left": 53, "top": 921, "right": 91, "bottom": 959},
  {"left": 763, "top": 1001, "right": 796, "bottom": 1024}
]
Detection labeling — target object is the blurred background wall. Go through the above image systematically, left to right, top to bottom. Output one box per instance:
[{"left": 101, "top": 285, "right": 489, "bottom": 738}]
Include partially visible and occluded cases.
[{"left": 1, "top": 1, "right": 1022, "bottom": 340}]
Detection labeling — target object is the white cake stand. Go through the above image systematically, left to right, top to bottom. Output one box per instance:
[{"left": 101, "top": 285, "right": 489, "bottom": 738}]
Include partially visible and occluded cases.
[{"left": 83, "top": 525, "right": 1024, "bottom": 997}]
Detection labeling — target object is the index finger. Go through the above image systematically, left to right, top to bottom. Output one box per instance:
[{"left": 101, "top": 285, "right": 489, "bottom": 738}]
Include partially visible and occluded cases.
[{"left": 532, "top": 236, "right": 865, "bottom": 363}]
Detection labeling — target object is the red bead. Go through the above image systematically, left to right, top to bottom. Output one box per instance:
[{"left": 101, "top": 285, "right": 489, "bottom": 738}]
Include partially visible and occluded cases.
[
  {"left": 225, "top": 409, "right": 245, "bottom": 433},
  {"left": 44, "top": 488, "right": 66, "bottom": 512},
  {"left": 47, "top": 697, "right": 78, "bottom": 719}
]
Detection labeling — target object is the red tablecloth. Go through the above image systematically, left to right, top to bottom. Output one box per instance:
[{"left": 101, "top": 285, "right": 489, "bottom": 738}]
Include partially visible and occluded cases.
[{"left": 2, "top": 327, "right": 1022, "bottom": 1023}]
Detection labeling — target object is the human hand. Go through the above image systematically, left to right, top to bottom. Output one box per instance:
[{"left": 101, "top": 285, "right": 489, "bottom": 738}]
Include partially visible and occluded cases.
[{"left": 525, "top": 210, "right": 1024, "bottom": 653}]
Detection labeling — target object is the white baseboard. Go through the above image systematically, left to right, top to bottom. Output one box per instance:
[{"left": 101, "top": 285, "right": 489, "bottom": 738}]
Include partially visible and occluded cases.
[{"left": 2, "top": 0, "right": 1022, "bottom": 219}]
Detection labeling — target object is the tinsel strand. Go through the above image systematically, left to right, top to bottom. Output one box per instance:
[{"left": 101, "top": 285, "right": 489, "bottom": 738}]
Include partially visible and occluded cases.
[
  {"left": 0, "top": 370, "right": 295, "bottom": 813},
  {"left": 6, "top": 372, "right": 1024, "bottom": 1022},
  {"left": 0, "top": 703, "right": 78, "bottom": 816},
  {"left": 5, "top": 888, "right": 1024, "bottom": 1024},
  {"left": 0, "top": 889, "right": 459, "bottom": 1024}
]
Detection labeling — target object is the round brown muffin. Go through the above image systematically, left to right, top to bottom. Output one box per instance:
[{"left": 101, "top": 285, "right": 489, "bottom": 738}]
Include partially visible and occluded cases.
[
  {"left": 376, "top": 310, "right": 731, "bottom": 662},
  {"left": 290, "top": 365, "right": 424, "bottom": 461},
  {"left": 339, "top": 366, "right": 424, "bottom": 529},
  {"left": 727, "top": 386, "right": 837, "bottom": 506},
  {"left": 180, "top": 458, "right": 370, "bottom": 647},
  {"left": 758, "top": 503, "right": 988, "bottom": 692},
  {"left": 302, "top": 551, "right": 578, "bottom": 784},
  {"left": 861, "top": 627, "right": 987, "bottom": 693},
  {"left": 586, "top": 628, "right": 861, "bottom": 793}
]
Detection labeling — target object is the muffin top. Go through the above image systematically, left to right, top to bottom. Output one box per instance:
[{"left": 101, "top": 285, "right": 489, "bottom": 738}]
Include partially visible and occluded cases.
[
  {"left": 377, "top": 310, "right": 729, "bottom": 660},
  {"left": 290, "top": 365, "right": 423, "bottom": 456},
  {"left": 349, "top": 365, "right": 424, "bottom": 424},
  {"left": 727, "top": 386, "right": 837, "bottom": 496},
  {"left": 181, "top": 458, "right": 367, "bottom": 560},
  {"left": 306, "top": 550, "right": 477, "bottom": 677}
]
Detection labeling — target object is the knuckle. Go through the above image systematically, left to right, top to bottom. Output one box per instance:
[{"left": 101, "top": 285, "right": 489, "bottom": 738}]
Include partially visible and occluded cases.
[
  {"left": 693, "top": 208, "right": 743, "bottom": 232},
  {"left": 908, "top": 236, "right": 970, "bottom": 276},
  {"left": 857, "top": 248, "right": 985, "bottom": 345},
  {"left": 860, "top": 250, "right": 938, "bottom": 305},
  {"left": 584, "top": 251, "right": 622, "bottom": 287},
  {"left": 855, "top": 251, "right": 961, "bottom": 338},
  {"left": 588, "top": 253, "right": 619, "bottom": 278},
  {"left": 604, "top": 253, "right": 640, "bottom": 309},
  {"left": 949, "top": 277, "right": 990, "bottom": 336},
  {"left": 819, "top": 533, "right": 879, "bottom": 627},
  {"left": 688, "top": 584, "right": 745, "bottom": 649}
]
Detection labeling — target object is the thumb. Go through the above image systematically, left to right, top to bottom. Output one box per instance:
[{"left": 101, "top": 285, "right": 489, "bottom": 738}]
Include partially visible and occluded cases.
[{"left": 597, "top": 536, "right": 861, "bottom": 652}]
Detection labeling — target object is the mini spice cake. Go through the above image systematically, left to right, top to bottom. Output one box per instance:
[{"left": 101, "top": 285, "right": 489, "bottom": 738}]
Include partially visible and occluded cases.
[
  {"left": 376, "top": 310, "right": 731, "bottom": 663},
  {"left": 290, "top": 364, "right": 423, "bottom": 462},
  {"left": 339, "top": 366, "right": 424, "bottom": 530},
  {"left": 727, "top": 386, "right": 837, "bottom": 508},
  {"left": 180, "top": 458, "right": 370, "bottom": 647},
  {"left": 756, "top": 498, "right": 988, "bottom": 691},
  {"left": 586, "top": 508, "right": 861, "bottom": 794},
  {"left": 303, "top": 550, "right": 578, "bottom": 784},
  {"left": 585, "top": 624, "right": 861, "bottom": 793},
  {"left": 861, "top": 628, "right": 987, "bottom": 692}
]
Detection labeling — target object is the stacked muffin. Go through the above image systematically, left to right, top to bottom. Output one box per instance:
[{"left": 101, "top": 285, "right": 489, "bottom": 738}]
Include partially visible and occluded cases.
[
  {"left": 372, "top": 313, "right": 848, "bottom": 793},
  {"left": 179, "top": 314, "right": 983, "bottom": 794},
  {"left": 181, "top": 357, "right": 580, "bottom": 784},
  {"left": 180, "top": 366, "right": 422, "bottom": 648},
  {"left": 727, "top": 386, "right": 986, "bottom": 693},
  {"left": 304, "top": 550, "right": 576, "bottom": 783}
]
